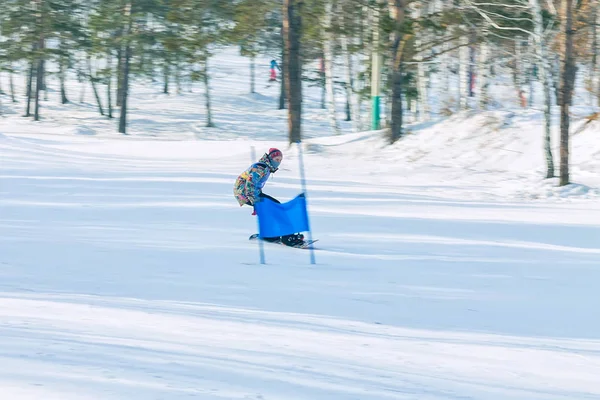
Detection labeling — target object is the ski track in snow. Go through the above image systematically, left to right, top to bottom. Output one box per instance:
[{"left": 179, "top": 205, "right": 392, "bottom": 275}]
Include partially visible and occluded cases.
[
  {"left": 1, "top": 48, "right": 600, "bottom": 399},
  {"left": 1, "top": 133, "right": 600, "bottom": 400}
]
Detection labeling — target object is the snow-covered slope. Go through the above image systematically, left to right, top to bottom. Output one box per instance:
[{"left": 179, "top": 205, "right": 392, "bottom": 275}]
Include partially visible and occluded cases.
[{"left": 0, "top": 47, "right": 599, "bottom": 399}]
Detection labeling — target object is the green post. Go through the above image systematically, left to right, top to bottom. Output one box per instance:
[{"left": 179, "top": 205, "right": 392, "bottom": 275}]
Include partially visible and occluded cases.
[
  {"left": 370, "top": 5, "right": 381, "bottom": 130},
  {"left": 371, "top": 96, "right": 380, "bottom": 130}
]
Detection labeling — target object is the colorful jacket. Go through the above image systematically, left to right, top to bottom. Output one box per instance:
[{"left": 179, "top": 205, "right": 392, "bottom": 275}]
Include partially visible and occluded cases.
[{"left": 233, "top": 154, "right": 278, "bottom": 206}]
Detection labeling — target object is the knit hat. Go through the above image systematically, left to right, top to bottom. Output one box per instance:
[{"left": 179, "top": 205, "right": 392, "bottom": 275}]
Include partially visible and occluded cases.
[
  {"left": 268, "top": 148, "right": 283, "bottom": 169},
  {"left": 268, "top": 148, "right": 282, "bottom": 159}
]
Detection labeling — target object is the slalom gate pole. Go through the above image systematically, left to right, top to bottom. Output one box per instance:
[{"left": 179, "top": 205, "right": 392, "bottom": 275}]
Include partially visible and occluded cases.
[
  {"left": 296, "top": 141, "right": 316, "bottom": 265},
  {"left": 251, "top": 146, "right": 265, "bottom": 264}
]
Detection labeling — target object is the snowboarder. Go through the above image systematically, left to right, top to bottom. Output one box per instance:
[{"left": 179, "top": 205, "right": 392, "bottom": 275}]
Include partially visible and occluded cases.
[
  {"left": 269, "top": 59, "right": 280, "bottom": 82},
  {"left": 234, "top": 148, "right": 304, "bottom": 247}
]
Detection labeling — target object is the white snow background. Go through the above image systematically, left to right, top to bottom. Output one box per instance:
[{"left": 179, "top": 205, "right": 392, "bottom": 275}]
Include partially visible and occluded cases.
[{"left": 1, "top": 47, "right": 600, "bottom": 399}]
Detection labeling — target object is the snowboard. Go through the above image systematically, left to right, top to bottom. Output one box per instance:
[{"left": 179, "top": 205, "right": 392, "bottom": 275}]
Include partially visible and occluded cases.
[{"left": 249, "top": 234, "right": 318, "bottom": 249}]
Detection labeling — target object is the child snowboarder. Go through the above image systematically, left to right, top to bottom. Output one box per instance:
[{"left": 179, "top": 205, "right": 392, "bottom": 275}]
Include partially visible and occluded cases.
[
  {"left": 269, "top": 59, "right": 280, "bottom": 82},
  {"left": 234, "top": 148, "right": 304, "bottom": 247}
]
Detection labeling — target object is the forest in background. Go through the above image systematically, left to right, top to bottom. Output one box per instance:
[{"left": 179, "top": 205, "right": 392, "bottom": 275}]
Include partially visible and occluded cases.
[{"left": 0, "top": 0, "right": 598, "bottom": 185}]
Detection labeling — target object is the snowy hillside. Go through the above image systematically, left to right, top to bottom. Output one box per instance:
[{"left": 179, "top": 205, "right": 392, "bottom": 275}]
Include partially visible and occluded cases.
[{"left": 1, "top": 47, "right": 600, "bottom": 399}]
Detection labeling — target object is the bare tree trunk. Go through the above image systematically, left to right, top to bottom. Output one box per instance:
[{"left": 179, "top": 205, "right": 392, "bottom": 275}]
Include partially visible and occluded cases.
[
  {"left": 34, "top": 0, "right": 45, "bottom": 123},
  {"left": 284, "top": 0, "right": 303, "bottom": 143},
  {"left": 389, "top": 0, "right": 407, "bottom": 143},
  {"left": 438, "top": 0, "right": 452, "bottom": 102},
  {"left": 530, "top": 0, "right": 554, "bottom": 178},
  {"left": 559, "top": 0, "right": 575, "bottom": 186},
  {"left": 118, "top": 1, "right": 132, "bottom": 134},
  {"left": 323, "top": 1, "right": 341, "bottom": 134},
  {"left": 339, "top": 3, "right": 357, "bottom": 129},
  {"left": 355, "top": 3, "right": 373, "bottom": 131},
  {"left": 414, "top": 4, "right": 429, "bottom": 121},
  {"left": 594, "top": 5, "right": 600, "bottom": 107},
  {"left": 116, "top": 19, "right": 125, "bottom": 107},
  {"left": 468, "top": 31, "right": 476, "bottom": 98},
  {"left": 279, "top": 32, "right": 286, "bottom": 109},
  {"left": 458, "top": 34, "right": 469, "bottom": 110},
  {"left": 528, "top": 36, "right": 534, "bottom": 107},
  {"left": 478, "top": 39, "right": 489, "bottom": 109},
  {"left": 514, "top": 39, "right": 527, "bottom": 107},
  {"left": 59, "top": 42, "right": 69, "bottom": 104},
  {"left": 442, "top": 42, "right": 451, "bottom": 97},
  {"left": 118, "top": 44, "right": 131, "bottom": 133},
  {"left": 34, "top": 49, "right": 44, "bottom": 121},
  {"left": 116, "top": 49, "right": 123, "bottom": 106},
  {"left": 107, "top": 50, "right": 113, "bottom": 118},
  {"left": 553, "top": 54, "right": 561, "bottom": 104},
  {"left": 250, "top": 55, "right": 256, "bottom": 94},
  {"left": 175, "top": 56, "right": 182, "bottom": 94},
  {"left": 88, "top": 57, "right": 105, "bottom": 116},
  {"left": 203, "top": 57, "right": 215, "bottom": 127},
  {"left": 320, "top": 57, "right": 326, "bottom": 109},
  {"left": 42, "top": 59, "right": 48, "bottom": 102},
  {"left": 25, "top": 60, "right": 34, "bottom": 117},
  {"left": 59, "top": 62, "right": 68, "bottom": 104},
  {"left": 163, "top": 63, "right": 170, "bottom": 94},
  {"left": 9, "top": 69, "right": 16, "bottom": 102},
  {"left": 79, "top": 70, "right": 86, "bottom": 103}
]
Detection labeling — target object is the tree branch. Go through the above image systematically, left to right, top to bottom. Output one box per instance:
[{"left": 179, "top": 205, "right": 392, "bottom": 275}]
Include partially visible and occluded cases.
[{"left": 464, "top": 0, "right": 535, "bottom": 36}]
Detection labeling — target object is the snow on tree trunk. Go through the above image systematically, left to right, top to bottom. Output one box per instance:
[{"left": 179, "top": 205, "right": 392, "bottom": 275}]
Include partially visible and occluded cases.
[
  {"left": 530, "top": 0, "right": 554, "bottom": 178},
  {"left": 323, "top": 1, "right": 341, "bottom": 135}
]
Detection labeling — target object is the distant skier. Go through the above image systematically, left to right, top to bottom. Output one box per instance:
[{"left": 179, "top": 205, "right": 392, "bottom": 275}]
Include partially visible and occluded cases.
[
  {"left": 269, "top": 59, "right": 280, "bottom": 82},
  {"left": 233, "top": 148, "right": 304, "bottom": 247}
]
